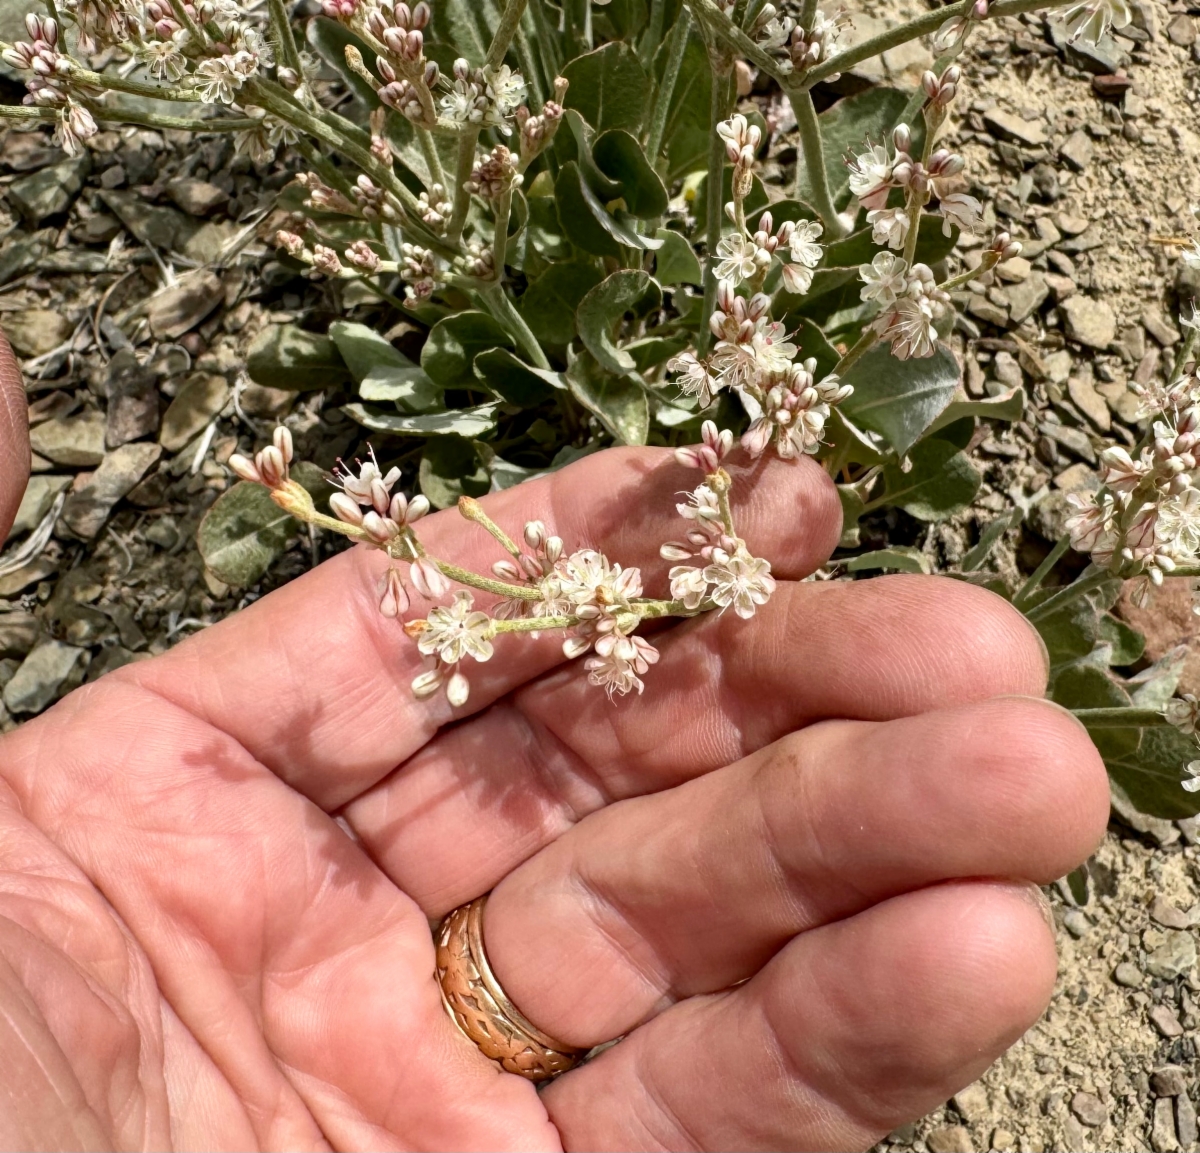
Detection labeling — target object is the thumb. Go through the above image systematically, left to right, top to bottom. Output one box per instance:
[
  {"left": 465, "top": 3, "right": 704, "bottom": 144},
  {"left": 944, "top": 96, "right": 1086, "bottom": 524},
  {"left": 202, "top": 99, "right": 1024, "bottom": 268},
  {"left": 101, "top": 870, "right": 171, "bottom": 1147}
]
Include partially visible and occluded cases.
[{"left": 0, "top": 333, "right": 29, "bottom": 544}]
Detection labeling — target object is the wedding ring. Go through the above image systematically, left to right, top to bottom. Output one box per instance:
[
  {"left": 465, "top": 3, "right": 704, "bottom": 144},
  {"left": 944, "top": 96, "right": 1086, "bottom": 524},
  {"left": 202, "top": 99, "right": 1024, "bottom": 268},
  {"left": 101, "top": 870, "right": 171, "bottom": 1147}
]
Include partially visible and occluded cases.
[{"left": 435, "top": 894, "right": 585, "bottom": 1082}]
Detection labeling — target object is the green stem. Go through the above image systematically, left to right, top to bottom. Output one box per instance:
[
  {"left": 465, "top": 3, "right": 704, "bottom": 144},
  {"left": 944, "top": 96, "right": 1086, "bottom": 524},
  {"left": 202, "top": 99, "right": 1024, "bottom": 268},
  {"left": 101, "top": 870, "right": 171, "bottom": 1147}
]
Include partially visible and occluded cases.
[
  {"left": 167, "top": 0, "right": 205, "bottom": 44},
  {"left": 267, "top": 0, "right": 303, "bottom": 78},
  {"left": 488, "top": 0, "right": 529, "bottom": 69},
  {"left": 527, "top": 0, "right": 563, "bottom": 79},
  {"left": 641, "top": 0, "right": 667, "bottom": 70},
  {"left": 684, "top": 0, "right": 784, "bottom": 78},
  {"left": 799, "top": 0, "right": 818, "bottom": 30},
  {"left": 801, "top": 0, "right": 1075, "bottom": 88},
  {"left": 645, "top": 12, "right": 690, "bottom": 165},
  {"left": 514, "top": 24, "right": 546, "bottom": 107},
  {"left": 699, "top": 59, "right": 734, "bottom": 357},
  {"left": 60, "top": 61, "right": 200, "bottom": 101},
  {"left": 791, "top": 88, "right": 847, "bottom": 237},
  {"left": 0, "top": 103, "right": 260, "bottom": 132},
  {"left": 416, "top": 126, "right": 446, "bottom": 190},
  {"left": 447, "top": 127, "right": 481, "bottom": 246},
  {"left": 294, "top": 135, "right": 356, "bottom": 194},
  {"left": 490, "top": 187, "right": 515, "bottom": 277},
  {"left": 481, "top": 282, "right": 551, "bottom": 370},
  {"left": 1171, "top": 325, "right": 1198, "bottom": 384},
  {"left": 833, "top": 329, "right": 878, "bottom": 376},
  {"left": 459, "top": 497, "right": 521, "bottom": 555},
  {"left": 1014, "top": 534, "right": 1071, "bottom": 608},
  {"left": 421, "top": 553, "right": 544, "bottom": 599},
  {"left": 1024, "top": 568, "right": 1113, "bottom": 624},
  {"left": 490, "top": 615, "right": 579, "bottom": 634},
  {"left": 1073, "top": 708, "right": 1171, "bottom": 729}
]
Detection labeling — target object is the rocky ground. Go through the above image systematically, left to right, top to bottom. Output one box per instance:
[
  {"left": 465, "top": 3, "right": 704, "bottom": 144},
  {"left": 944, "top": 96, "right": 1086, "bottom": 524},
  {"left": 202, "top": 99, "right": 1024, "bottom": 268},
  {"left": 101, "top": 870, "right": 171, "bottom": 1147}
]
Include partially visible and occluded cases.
[{"left": 2, "top": 0, "right": 1200, "bottom": 1149}]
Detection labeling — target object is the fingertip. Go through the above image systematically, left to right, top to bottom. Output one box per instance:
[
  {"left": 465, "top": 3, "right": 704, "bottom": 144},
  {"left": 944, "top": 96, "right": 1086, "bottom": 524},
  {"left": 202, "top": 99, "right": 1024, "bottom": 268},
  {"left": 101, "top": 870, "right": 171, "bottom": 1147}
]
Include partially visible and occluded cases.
[{"left": 0, "top": 334, "right": 29, "bottom": 542}]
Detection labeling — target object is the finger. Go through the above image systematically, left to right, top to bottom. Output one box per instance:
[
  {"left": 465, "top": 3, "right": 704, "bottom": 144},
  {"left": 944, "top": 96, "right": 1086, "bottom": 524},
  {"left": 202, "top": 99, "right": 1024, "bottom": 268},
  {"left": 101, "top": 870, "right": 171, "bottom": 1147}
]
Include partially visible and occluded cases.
[
  {"left": 0, "top": 334, "right": 30, "bottom": 542},
  {"left": 127, "top": 448, "right": 840, "bottom": 810},
  {"left": 342, "top": 577, "right": 1050, "bottom": 916},
  {"left": 478, "top": 696, "right": 1104, "bottom": 1046},
  {"left": 542, "top": 880, "right": 1057, "bottom": 1152}
]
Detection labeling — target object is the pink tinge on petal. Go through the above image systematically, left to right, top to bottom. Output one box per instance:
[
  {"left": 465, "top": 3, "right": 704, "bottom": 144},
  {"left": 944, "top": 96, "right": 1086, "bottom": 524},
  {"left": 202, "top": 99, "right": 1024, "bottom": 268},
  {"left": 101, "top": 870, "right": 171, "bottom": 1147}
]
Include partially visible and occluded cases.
[{"left": 411, "top": 557, "right": 451, "bottom": 598}]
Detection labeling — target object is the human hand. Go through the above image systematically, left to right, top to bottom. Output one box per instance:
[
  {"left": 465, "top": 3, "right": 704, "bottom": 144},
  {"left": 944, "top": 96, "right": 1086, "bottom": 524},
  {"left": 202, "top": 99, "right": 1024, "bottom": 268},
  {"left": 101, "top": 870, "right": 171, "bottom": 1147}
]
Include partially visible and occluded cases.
[{"left": 0, "top": 390, "right": 1108, "bottom": 1149}]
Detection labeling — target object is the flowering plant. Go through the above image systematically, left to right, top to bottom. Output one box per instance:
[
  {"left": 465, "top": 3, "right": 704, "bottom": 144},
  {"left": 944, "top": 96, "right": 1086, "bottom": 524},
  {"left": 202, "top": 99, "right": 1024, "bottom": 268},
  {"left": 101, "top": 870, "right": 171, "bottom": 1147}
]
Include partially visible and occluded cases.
[{"left": 4, "top": 0, "right": 1200, "bottom": 821}]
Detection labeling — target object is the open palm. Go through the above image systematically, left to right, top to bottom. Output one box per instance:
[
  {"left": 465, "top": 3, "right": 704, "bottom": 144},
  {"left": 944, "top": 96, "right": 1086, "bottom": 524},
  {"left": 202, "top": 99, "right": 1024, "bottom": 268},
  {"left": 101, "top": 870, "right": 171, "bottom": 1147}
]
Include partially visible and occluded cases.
[{"left": 0, "top": 343, "right": 1109, "bottom": 1151}]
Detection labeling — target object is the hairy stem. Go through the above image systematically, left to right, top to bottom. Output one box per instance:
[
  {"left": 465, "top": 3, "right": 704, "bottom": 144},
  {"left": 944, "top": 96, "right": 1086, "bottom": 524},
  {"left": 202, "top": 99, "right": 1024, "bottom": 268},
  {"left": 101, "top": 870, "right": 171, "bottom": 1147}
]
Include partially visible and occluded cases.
[
  {"left": 267, "top": 0, "right": 303, "bottom": 79},
  {"left": 489, "top": 0, "right": 530, "bottom": 69},
  {"left": 527, "top": 0, "right": 563, "bottom": 79},
  {"left": 642, "top": 0, "right": 668, "bottom": 70},
  {"left": 684, "top": 0, "right": 784, "bottom": 77},
  {"left": 645, "top": 12, "right": 691, "bottom": 167},
  {"left": 699, "top": 59, "right": 734, "bottom": 357},
  {"left": 58, "top": 61, "right": 200, "bottom": 100},
  {"left": 791, "top": 88, "right": 847, "bottom": 236},
  {"left": 0, "top": 103, "right": 260, "bottom": 132},
  {"left": 416, "top": 126, "right": 446, "bottom": 190},
  {"left": 447, "top": 127, "right": 480, "bottom": 246},
  {"left": 490, "top": 187, "right": 515, "bottom": 278},
  {"left": 481, "top": 282, "right": 551, "bottom": 370},
  {"left": 1171, "top": 325, "right": 1199, "bottom": 385},
  {"left": 833, "top": 329, "right": 878, "bottom": 376},
  {"left": 459, "top": 497, "right": 521, "bottom": 555},
  {"left": 1013, "top": 534, "right": 1071, "bottom": 608},
  {"left": 432, "top": 557, "right": 545, "bottom": 599},
  {"left": 1024, "top": 567, "right": 1113, "bottom": 624},
  {"left": 489, "top": 615, "right": 579, "bottom": 634},
  {"left": 1073, "top": 708, "right": 1171, "bottom": 728}
]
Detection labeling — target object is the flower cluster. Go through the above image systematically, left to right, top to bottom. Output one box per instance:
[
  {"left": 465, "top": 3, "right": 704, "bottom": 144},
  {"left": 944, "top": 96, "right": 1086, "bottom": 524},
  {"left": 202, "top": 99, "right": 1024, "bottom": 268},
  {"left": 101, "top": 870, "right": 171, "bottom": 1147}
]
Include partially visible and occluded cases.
[
  {"left": 440, "top": 59, "right": 525, "bottom": 134},
  {"left": 863, "top": 257, "right": 952, "bottom": 360},
  {"left": 1066, "top": 364, "right": 1200, "bottom": 604}
]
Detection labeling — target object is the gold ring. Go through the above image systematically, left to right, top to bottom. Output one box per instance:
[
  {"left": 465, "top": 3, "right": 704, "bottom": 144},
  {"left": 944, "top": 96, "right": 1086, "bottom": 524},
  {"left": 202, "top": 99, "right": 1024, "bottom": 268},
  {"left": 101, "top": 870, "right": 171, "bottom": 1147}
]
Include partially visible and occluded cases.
[{"left": 435, "top": 894, "right": 585, "bottom": 1082}]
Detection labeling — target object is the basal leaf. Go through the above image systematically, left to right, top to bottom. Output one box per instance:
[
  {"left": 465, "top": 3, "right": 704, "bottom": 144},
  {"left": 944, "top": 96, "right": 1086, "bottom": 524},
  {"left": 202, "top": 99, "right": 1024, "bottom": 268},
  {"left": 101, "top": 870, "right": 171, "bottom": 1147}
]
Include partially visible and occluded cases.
[
  {"left": 653, "top": 27, "right": 711, "bottom": 179},
  {"left": 562, "top": 42, "right": 650, "bottom": 134},
  {"left": 592, "top": 129, "right": 669, "bottom": 217},
  {"left": 654, "top": 229, "right": 703, "bottom": 286},
  {"left": 519, "top": 260, "right": 604, "bottom": 344},
  {"left": 577, "top": 270, "right": 660, "bottom": 374},
  {"left": 421, "top": 312, "right": 514, "bottom": 387},
  {"left": 328, "top": 319, "right": 409, "bottom": 381},
  {"left": 246, "top": 324, "right": 351, "bottom": 391},
  {"left": 841, "top": 342, "right": 960, "bottom": 456},
  {"left": 474, "top": 348, "right": 566, "bottom": 405},
  {"left": 566, "top": 350, "right": 649, "bottom": 446},
  {"left": 357, "top": 364, "right": 443, "bottom": 412},
  {"left": 928, "top": 387, "right": 1026, "bottom": 435},
  {"left": 342, "top": 402, "right": 502, "bottom": 438},
  {"left": 419, "top": 435, "right": 489, "bottom": 508},
  {"left": 880, "top": 437, "right": 981, "bottom": 521},
  {"left": 197, "top": 462, "right": 330, "bottom": 587},
  {"left": 961, "top": 509, "right": 1021, "bottom": 572},
  {"left": 845, "top": 546, "right": 931, "bottom": 574},
  {"left": 1104, "top": 725, "right": 1200, "bottom": 819}
]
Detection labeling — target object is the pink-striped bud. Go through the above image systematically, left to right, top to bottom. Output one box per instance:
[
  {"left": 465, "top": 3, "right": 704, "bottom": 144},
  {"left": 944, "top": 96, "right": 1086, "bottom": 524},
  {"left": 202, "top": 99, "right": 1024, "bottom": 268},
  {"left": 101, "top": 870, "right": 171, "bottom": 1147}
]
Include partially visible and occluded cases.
[
  {"left": 257, "top": 446, "right": 286, "bottom": 488},
  {"left": 228, "top": 453, "right": 262, "bottom": 484},
  {"left": 330, "top": 492, "right": 364, "bottom": 524},
  {"left": 411, "top": 557, "right": 451, "bottom": 598},
  {"left": 492, "top": 559, "right": 522, "bottom": 581},
  {"left": 380, "top": 566, "right": 410, "bottom": 618}
]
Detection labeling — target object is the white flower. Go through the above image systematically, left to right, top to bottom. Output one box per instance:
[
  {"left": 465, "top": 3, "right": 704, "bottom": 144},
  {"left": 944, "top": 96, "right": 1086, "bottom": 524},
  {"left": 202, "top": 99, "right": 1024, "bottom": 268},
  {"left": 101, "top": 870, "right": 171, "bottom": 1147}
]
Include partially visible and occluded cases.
[
  {"left": 1061, "top": 0, "right": 1131, "bottom": 45},
  {"left": 138, "top": 33, "right": 189, "bottom": 81},
  {"left": 193, "top": 54, "right": 249, "bottom": 103},
  {"left": 486, "top": 64, "right": 526, "bottom": 118},
  {"left": 57, "top": 100, "right": 96, "bottom": 156},
  {"left": 847, "top": 143, "right": 894, "bottom": 210},
  {"left": 938, "top": 192, "right": 983, "bottom": 236},
  {"left": 867, "top": 206, "right": 910, "bottom": 251},
  {"left": 789, "top": 219, "right": 824, "bottom": 268},
  {"left": 715, "top": 232, "right": 766, "bottom": 286},
  {"left": 859, "top": 251, "right": 909, "bottom": 306},
  {"left": 781, "top": 262, "right": 816, "bottom": 294},
  {"left": 872, "top": 295, "right": 939, "bottom": 359},
  {"left": 1181, "top": 303, "right": 1200, "bottom": 332},
  {"left": 668, "top": 351, "right": 722, "bottom": 408},
  {"left": 1099, "top": 446, "right": 1148, "bottom": 492},
  {"left": 677, "top": 483, "right": 723, "bottom": 530},
  {"left": 1157, "top": 487, "right": 1200, "bottom": 561},
  {"left": 1064, "top": 491, "right": 1117, "bottom": 556},
  {"left": 703, "top": 548, "right": 776, "bottom": 619},
  {"left": 558, "top": 549, "right": 642, "bottom": 608},
  {"left": 670, "top": 565, "right": 710, "bottom": 610},
  {"left": 416, "top": 591, "right": 494, "bottom": 664},
  {"left": 584, "top": 633, "right": 659, "bottom": 697},
  {"left": 1165, "top": 694, "right": 1200, "bottom": 736},
  {"left": 1185, "top": 761, "right": 1200, "bottom": 793}
]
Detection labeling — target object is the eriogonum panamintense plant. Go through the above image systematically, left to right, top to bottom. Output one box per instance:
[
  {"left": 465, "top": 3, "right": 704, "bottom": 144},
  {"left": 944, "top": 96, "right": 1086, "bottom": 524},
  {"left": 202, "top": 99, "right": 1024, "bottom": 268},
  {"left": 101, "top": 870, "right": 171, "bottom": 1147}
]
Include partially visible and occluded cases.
[{"left": 9, "top": 0, "right": 1200, "bottom": 808}]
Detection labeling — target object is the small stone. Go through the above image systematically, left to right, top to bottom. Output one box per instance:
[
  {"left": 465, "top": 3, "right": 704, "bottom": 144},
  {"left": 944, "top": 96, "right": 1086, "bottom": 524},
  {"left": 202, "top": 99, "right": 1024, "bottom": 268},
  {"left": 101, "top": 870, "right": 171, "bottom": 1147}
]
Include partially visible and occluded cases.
[
  {"left": 1167, "top": 13, "right": 1196, "bottom": 46},
  {"left": 1093, "top": 71, "right": 1135, "bottom": 96},
  {"left": 984, "top": 108, "right": 1049, "bottom": 147},
  {"left": 1060, "top": 129, "right": 1095, "bottom": 171},
  {"left": 6, "top": 154, "right": 91, "bottom": 226},
  {"left": 99, "top": 163, "right": 126, "bottom": 189},
  {"left": 166, "top": 178, "right": 229, "bottom": 216},
  {"left": 99, "top": 189, "right": 197, "bottom": 251},
  {"left": 1056, "top": 212, "right": 1090, "bottom": 236},
  {"left": 77, "top": 213, "right": 122, "bottom": 245},
  {"left": 1035, "top": 216, "right": 1063, "bottom": 246},
  {"left": 181, "top": 220, "right": 239, "bottom": 264},
  {"left": 1059, "top": 226, "right": 1104, "bottom": 254},
  {"left": 996, "top": 256, "right": 1033, "bottom": 283},
  {"left": 146, "top": 269, "right": 224, "bottom": 341},
  {"left": 1001, "top": 273, "right": 1050, "bottom": 324},
  {"left": 1045, "top": 273, "right": 1078, "bottom": 302},
  {"left": 968, "top": 294, "right": 1010, "bottom": 327},
  {"left": 1061, "top": 296, "right": 1116, "bottom": 349},
  {"left": 0, "top": 308, "right": 73, "bottom": 356},
  {"left": 1142, "top": 309, "right": 1181, "bottom": 347},
  {"left": 104, "top": 349, "right": 160, "bottom": 447},
  {"left": 1044, "top": 349, "right": 1073, "bottom": 384},
  {"left": 993, "top": 350, "right": 1024, "bottom": 389},
  {"left": 159, "top": 373, "right": 231, "bottom": 452},
  {"left": 1068, "top": 375, "right": 1112, "bottom": 432},
  {"left": 239, "top": 383, "right": 294, "bottom": 419},
  {"left": 28, "top": 412, "right": 107, "bottom": 467},
  {"left": 1041, "top": 422, "right": 1096, "bottom": 463},
  {"left": 60, "top": 443, "right": 163, "bottom": 539},
  {"left": 1054, "top": 462, "right": 1099, "bottom": 492},
  {"left": 6, "top": 474, "right": 70, "bottom": 539},
  {"left": 144, "top": 515, "right": 180, "bottom": 550},
  {"left": 0, "top": 558, "right": 57, "bottom": 599},
  {"left": 0, "top": 613, "right": 39, "bottom": 658},
  {"left": 2, "top": 641, "right": 89, "bottom": 716},
  {"left": 1152, "top": 899, "right": 1191, "bottom": 930},
  {"left": 1063, "top": 908, "right": 1091, "bottom": 937},
  {"left": 1146, "top": 931, "right": 1197, "bottom": 979},
  {"left": 1113, "top": 961, "right": 1143, "bottom": 987},
  {"left": 1150, "top": 1004, "right": 1186, "bottom": 1038},
  {"left": 1152, "top": 1068, "right": 1189, "bottom": 1098},
  {"left": 954, "top": 1082, "right": 990, "bottom": 1122},
  {"left": 1070, "top": 1091, "right": 1106, "bottom": 1128},
  {"left": 1176, "top": 1092, "right": 1198, "bottom": 1148},
  {"left": 1153, "top": 1095, "right": 1181, "bottom": 1152},
  {"left": 1062, "top": 1114, "right": 1089, "bottom": 1153},
  {"left": 887, "top": 1122, "right": 918, "bottom": 1144},
  {"left": 926, "top": 1123, "right": 974, "bottom": 1153},
  {"left": 992, "top": 1128, "right": 1016, "bottom": 1152}
]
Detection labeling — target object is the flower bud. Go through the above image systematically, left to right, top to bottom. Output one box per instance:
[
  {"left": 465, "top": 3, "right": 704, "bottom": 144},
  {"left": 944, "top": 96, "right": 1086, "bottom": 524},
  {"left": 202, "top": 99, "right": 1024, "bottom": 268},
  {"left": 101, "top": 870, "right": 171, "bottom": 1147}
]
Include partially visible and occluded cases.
[
  {"left": 892, "top": 123, "right": 911, "bottom": 153},
  {"left": 257, "top": 446, "right": 286, "bottom": 488},
  {"left": 228, "top": 453, "right": 262, "bottom": 484},
  {"left": 330, "top": 492, "right": 364, "bottom": 524},
  {"left": 379, "top": 567, "right": 409, "bottom": 618}
]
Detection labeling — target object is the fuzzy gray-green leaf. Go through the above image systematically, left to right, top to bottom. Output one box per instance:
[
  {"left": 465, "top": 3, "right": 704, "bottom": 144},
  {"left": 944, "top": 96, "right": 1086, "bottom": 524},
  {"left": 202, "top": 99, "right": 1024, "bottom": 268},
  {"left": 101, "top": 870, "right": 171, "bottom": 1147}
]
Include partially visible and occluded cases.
[{"left": 577, "top": 270, "right": 658, "bottom": 375}]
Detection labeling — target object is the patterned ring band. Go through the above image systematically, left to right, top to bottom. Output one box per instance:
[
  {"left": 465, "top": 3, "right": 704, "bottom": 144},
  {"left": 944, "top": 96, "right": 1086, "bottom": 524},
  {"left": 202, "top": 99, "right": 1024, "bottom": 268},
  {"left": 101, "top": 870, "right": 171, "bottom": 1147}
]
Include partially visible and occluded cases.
[{"left": 435, "top": 894, "right": 586, "bottom": 1082}]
